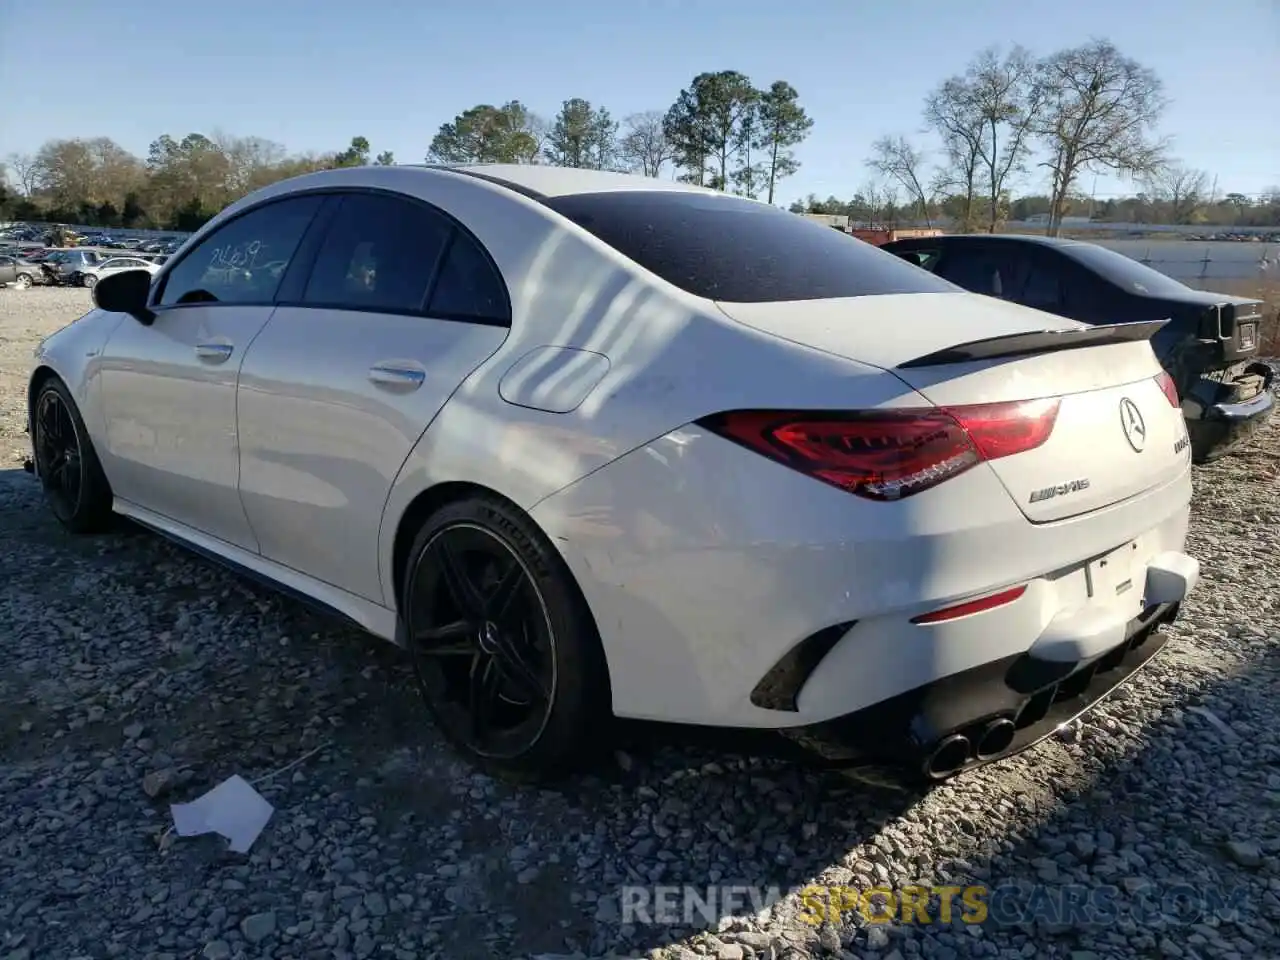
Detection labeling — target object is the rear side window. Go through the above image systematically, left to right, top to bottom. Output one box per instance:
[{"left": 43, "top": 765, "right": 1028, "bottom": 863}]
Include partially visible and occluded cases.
[
  {"left": 542, "top": 191, "right": 957, "bottom": 303},
  {"left": 303, "top": 193, "right": 453, "bottom": 313},
  {"left": 427, "top": 231, "right": 510, "bottom": 323}
]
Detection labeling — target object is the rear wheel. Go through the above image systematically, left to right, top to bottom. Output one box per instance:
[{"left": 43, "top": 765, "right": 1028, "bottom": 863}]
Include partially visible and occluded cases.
[
  {"left": 13, "top": 273, "right": 32, "bottom": 290},
  {"left": 81, "top": 273, "right": 97, "bottom": 289},
  {"left": 31, "top": 377, "right": 114, "bottom": 533},
  {"left": 401, "top": 495, "right": 610, "bottom": 781}
]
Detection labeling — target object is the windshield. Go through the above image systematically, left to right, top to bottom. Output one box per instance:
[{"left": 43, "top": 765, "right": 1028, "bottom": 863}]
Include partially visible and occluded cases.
[
  {"left": 543, "top": 190, "right": 957, "bottom": 303},
  {"left": 1061, "top": 243, "right": 1191, "bottom": 297}
]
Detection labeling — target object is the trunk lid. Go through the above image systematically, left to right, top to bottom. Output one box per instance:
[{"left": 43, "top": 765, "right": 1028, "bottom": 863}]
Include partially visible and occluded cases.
[
  {"left": 716, "top": 292, "right": 1190, "bottom": 523},
  {"left": 716, "top": 292, "right": 1083, "bottom": 371}
]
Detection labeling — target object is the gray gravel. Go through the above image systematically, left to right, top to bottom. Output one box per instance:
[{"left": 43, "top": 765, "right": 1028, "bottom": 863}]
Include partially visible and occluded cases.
[{"left": 2, "top": 286, "right": 1278, "bottom": 960}]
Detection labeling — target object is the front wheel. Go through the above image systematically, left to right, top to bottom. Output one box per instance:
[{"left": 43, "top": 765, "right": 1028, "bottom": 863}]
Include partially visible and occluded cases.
[
  {"left": 13, "top": 273, "right": 32, "bottom": 290},
  {"left": 81, "top": 273, "right": 97, "bottom": 289},
  {"left": 31, "top": 377, "right": 114, "bottom": 533},
  {"left": 401, "top": 495, "right": 611, "bottom": 782}
]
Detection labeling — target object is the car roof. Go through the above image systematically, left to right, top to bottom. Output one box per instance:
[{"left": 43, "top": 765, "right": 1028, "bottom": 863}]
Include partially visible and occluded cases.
[{"left": 411, "top": 163, "right": 715, "bottom": 199}]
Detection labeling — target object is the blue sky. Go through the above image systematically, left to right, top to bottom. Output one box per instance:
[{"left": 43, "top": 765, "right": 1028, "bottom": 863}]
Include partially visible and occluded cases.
[{"left": 2, "top": 0, "right": 1276, "bottom": 206}]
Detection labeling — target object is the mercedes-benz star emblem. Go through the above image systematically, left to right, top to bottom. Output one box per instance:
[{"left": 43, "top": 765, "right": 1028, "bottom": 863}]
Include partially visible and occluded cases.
[
  {"left": 1119, "top": 397, "right": 1147, "bottom": 452},
  {"left": 479, "top": 622, "right": 499, "bottom": 655}
]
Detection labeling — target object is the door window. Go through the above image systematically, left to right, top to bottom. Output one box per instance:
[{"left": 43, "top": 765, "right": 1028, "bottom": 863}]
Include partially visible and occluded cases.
[
  {"left": 302, "top": 193, "right": 452, "bottom": 313},
  {"left": 155, "top": 194, "right": 323, "bottom": 307}
]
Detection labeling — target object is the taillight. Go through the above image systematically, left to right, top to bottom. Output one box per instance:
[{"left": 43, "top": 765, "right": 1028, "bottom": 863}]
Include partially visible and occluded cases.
[
  {"left": 1154, "top": 370, "right": 1179, "bottom": 407},
  {"left": 698, "top": 398, "right": 1060, "bottom": 501}
]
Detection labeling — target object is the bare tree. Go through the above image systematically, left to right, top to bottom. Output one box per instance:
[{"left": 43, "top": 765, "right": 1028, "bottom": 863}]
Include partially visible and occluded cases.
[
  {"left": 1034, "top": 39, "right": 1168, "bottom": 235},
  {"left": 969, "top": 46, "right": 1043, "bottom": 231},
  {"left": 925, "top": 78, "right": 984, "bottom": 231},
  {"left": 617, "top": 111, "right": 674, "bottom": 177},
  {"left": 213, "top": 132, "right": 289, "bottom": 194},
  {"left": 867, "top": 136, "right": 932, "bottom": 226},
  {"left": 4, "top": 152, "right": 41, "bottom": 196},
  {"left": 1144, "top": 163, "right": 1210, "bottom": 224},
  {"left": 854, "top": 180, "right": 892, "bottom": 228}
]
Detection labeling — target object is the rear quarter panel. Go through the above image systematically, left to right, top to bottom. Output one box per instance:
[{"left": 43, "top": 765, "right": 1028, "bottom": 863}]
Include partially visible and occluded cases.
[{"left": 359, "top": 171, "right": 945, "bottom": 605}]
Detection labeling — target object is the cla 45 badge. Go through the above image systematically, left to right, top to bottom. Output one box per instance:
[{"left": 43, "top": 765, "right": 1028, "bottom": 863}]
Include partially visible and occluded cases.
[
  {"left": 1173, "top": 432, "right": 1190, "bottom": 455},
  {"left": 1029, "top": 478, "right": 1091, "bottom": 504}
]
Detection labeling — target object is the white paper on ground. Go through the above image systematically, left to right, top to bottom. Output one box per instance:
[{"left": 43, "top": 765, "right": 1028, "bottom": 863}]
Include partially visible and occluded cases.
[{"left": 170, "top": 774, "right": 274, "bottom": 853}]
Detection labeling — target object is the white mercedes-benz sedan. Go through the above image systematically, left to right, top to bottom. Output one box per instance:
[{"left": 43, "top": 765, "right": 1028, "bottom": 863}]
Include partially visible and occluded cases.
[{"left": 26, "top": 164, "right": 1201, "bottom": 784}]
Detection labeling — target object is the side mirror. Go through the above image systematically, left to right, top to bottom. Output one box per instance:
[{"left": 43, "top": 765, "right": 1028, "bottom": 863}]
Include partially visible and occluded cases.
[{"left": 93, "top": 269, "right": 155, "bottom": 324}]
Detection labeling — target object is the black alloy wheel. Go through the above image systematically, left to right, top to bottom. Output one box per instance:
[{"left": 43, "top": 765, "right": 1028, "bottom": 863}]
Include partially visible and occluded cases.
[
  {"left": 31, "top": 378, "right": 113, "bottom": 533},
  {"left": 34, "top": 386, "right": 85, "bottom": 524},
  {"left": 406, "top": 522, "right": 557, "bottom": 761}
]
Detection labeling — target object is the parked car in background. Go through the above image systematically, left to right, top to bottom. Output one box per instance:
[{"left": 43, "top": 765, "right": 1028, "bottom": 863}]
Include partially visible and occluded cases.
[
  {"left": 26, "top": 165, "right": 1201, "bottom": 785},
  {"left": 882, "top": 234, "right": 1274, "bottom": 462},
  {"left": 41, "top": 249, "right": 105, "bottom": 285},
  {"left": 0, "top": 254, "right": 44, "bottom": 289},
  {"left": 74, "top": 256, "right": 162, "bottom": 288}
]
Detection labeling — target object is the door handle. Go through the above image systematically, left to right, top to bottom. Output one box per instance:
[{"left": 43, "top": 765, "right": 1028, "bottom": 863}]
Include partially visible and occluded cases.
[
  {"left": 195, "top": 343, "right": 234, "bottom": 362},
  {"left": 368, "top": 364, "right": 426, "bottom": 388}
]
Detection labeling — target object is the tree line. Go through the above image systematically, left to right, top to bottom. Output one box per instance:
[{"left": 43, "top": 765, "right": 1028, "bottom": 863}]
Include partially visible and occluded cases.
[
  {"left": 823, "top": 39, "right": 1279, "bottom": 232},
  {"left": 4, "top": 49, "right": 1276, "bottom": 234},
  {"left": 0, "top": 70, "right": 814, "bottom": 231},
  {"left": 424, "top": 74, "right": 812, "bottom": 205},
  {"left": 1, "top": 134, "right": 394, "bottom": 232}
]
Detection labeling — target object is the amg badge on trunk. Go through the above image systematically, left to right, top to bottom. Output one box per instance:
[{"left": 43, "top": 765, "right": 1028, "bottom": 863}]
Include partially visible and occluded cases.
[{"left": 1029, "top": 478, "right": 1091, "bottom": 504}]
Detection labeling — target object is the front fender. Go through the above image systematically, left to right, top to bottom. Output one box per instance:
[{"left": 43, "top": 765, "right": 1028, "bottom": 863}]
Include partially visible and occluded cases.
[{"left": 30, "top": 308, "right": 129, "bottom": 455}]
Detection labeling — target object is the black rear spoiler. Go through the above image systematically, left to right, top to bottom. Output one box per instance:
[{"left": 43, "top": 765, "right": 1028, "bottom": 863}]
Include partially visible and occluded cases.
[{"left": 896, "top": 319, "right": 1169, "bottom": 369}]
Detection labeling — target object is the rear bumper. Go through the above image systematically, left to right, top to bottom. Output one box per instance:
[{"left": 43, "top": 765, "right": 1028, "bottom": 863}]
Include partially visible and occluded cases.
[
  {"left": 1185, "top": 361, "right": 1275, "bottom": 461},
  {"left": 785, "top": 600, "right": 1182, "bottom": 783}
]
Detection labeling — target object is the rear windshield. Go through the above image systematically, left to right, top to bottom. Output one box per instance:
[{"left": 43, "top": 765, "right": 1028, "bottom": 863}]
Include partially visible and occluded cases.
[
  {"left": 542, "top": 191, "right": 957, "bottom": 303},
  {"left": 1060, "top": 243, "right": 1191, "bottom": 298}
]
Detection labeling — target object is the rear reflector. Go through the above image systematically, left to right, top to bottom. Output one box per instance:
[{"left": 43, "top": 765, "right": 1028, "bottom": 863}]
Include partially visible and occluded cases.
[
  {"left": 1154, "top": 370, "right": 1179, "bottom": 407},
  {"left": 698, "top": 398, "right": 1060, "bottom": 501},
  {"left": 911, "top": 585, "right": 1028, "bottom": 624}
]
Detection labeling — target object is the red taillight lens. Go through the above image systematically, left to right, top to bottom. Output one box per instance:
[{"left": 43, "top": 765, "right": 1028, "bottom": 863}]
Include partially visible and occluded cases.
[
  {"left": 1154, "top": 370, "right": 1179, "bottom": 407},
  {"left": 699, "top": 398, "right": 1060, "bottom": 501},
  {"left": 910, "top": 584, "right": 1028, "bottom": 624}
]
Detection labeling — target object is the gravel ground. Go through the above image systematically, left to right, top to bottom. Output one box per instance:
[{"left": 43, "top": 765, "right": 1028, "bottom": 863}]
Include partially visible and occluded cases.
[{"left": 2, "top": 286, "right": 1278, "bottom": 960}]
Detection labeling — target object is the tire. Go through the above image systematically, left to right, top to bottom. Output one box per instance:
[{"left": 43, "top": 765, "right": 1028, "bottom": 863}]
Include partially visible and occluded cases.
[
  {"left": 13, "top": 273, "right": 32, "bottom": 290},
  {"left": 81, "top": 273, "right": 97, "bottom": 289},
  {"left": 31, "top": 376, "right": 114, "bottom": 534},
  {"left": 400, "top": 494, "right": 611, "bottom": 782}
]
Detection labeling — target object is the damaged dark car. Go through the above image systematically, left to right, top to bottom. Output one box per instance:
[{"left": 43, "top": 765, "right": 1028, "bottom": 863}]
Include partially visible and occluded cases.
[{"left": 883, "top": 234, "right": 1274, "bottom": 463}]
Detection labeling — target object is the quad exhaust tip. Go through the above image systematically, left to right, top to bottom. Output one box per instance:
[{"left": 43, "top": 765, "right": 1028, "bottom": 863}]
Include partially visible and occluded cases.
[
  {"left": 923, "top": 715, "right": 1018, "bottom": 780},
  {"left": 975, "top": 717, "right": 1017, "bottom": 759},
  {"left": 923, "top": 734, "right": 971, "bottom": 779}
]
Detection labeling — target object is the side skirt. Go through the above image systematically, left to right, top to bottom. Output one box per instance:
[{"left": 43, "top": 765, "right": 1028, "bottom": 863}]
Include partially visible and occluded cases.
[{"left": 112, "top": 498, "right": 401, "bottom": 642}]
